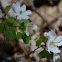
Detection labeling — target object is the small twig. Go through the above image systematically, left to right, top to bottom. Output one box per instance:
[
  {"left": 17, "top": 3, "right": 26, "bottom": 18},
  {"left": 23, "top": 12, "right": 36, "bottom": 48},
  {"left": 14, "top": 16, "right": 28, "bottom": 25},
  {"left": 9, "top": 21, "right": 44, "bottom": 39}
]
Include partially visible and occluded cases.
[
  {"left": 23, "top": 0, "right": 50, "bottom": 26},
  {"left": 57, "top": 3, "right": 60, "bottom": 14},
  {"left": 45, "top": 12, "right": 57, "bottom": 19},
  {"left": 28, "top": 19, "right": 32, "bottom": 22},
  {"left": 17, "top": 46, "right": 44, "bottom": 59},
  {"left": 28, "top": 46, "right": 45, "bottom": 56},
  {"left": 29, "top": 47, "right": 41, "bottom": 54}
]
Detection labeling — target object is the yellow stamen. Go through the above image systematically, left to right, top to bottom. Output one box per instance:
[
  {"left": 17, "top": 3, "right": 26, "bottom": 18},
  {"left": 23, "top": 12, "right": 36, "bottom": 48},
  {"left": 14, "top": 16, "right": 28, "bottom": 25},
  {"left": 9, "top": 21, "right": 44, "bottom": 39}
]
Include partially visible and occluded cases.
[
  {"left": 20, "top": 11, "right": 22, "bottom": 14},
  {"left": 28, "top": 26, "right": 32, "bottom": 30},
  {"left": 51, "top": 41, "right": 54, "bottom": 44}
]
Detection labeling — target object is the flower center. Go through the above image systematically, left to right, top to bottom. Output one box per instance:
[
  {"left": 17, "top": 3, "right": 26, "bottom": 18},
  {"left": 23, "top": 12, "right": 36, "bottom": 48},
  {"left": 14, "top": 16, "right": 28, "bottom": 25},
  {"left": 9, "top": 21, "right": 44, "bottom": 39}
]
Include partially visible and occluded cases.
[
  {"left": 20, "top": 11, "right": 22, "bottom": 14},
  {"left": 28, "top": 26, "right": 32, "bottom": 30},
  {"left": 51, "top": 41, "right": 54, "bottom": 44}
]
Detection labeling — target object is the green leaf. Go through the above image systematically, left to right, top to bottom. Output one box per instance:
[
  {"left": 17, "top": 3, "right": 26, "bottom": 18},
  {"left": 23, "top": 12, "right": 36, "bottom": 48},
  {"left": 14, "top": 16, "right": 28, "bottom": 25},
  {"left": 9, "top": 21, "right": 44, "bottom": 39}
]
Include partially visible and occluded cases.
[
  {"left": 5, "top": 5, "right": 11, "bottom": 13},
  {"left": 7, "top": 17, "right": 15, "bottom": 23},
  {"left": 18, "top": 19, "right": 27, "bottom": 26},
  {"left": 18, "top": 19, "right": 27, "bottom": 32},
  {"left": 13, "top": 20, "right": 17, "bottom": 24},
  {"left": 0, "top": 23, "right": 5, "bottom": 33},
  {"left": 11, "top": 27, "right": 17, "bottom": 31},
  {"left": 19, "top": 27, "right": 25, "bottom": 32},
  {"left": 5, "top": 29, "right": 16, "bottom": 40},
  {"left": 17, "top": 32, "right": 22, "bottom": 40},
  {"left": 22, "top": 34, "right": 31, "bottom": 44},
  {"left": 36, "top": 37, "right": 45, "bottom": 47},
  {"left": 38, "top": 50, "right": 53, "bottom": 60}
]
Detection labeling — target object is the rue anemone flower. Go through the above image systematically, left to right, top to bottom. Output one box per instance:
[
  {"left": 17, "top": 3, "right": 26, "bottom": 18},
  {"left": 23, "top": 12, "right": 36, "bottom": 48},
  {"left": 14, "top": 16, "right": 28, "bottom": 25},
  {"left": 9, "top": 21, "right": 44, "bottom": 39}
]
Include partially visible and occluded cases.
[
  {"left": 12, "top": 2, "right": 32, "bottom": 20},
  {"left": 26, "top": 22, "right": 37, "bottom": 36},
  {"left": 44, "top": 30, "right": 62, "bottom": 54}
]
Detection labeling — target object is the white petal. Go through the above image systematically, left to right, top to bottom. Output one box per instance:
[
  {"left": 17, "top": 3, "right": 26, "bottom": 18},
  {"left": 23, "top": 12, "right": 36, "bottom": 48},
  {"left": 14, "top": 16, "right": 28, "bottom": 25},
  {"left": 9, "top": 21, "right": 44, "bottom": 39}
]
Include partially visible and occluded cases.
[
  {"left": 12, "top": 2, "right": 21, "bottom": 12},
  {"left": 16, "top": 2, "right": 20, "bottom": 7},
  {"left": 12, "top": 3, "right": 16, "bottom": 9},
  {"left": 20, "top": 4, "right": 26, "bottom": 12},
  {"left": 23, "top": 10, "right": 32, "bottom": 15},
  {"left": 14, "top": 12, "right": 19, "bottom": 16},
  {"left": 17, "top": 13, "right": 30, "bottom": 20},
  {"left": 19, "top": 13, "right": 30, "bottom": 20},
  {"left": 17, "top": 15, "right": 22, "bottom": 20},
  {"left": 22, "top": 15, "right": 30, "bottom": 20},
  {"left": 31, "top": 25, "right": 37, "bottom": 30},
  {"left": 26, "top": 26, "right": 29, "bottom": 36},
  {"left": 48, "top": 30, "right": 56, "bottom": 40},
  {"left": 55, "top": 36, "right": 62, "bottom": 46},
  {"left": 55, "top": 36, "right": 62, "bottom": 42},
  {"left": 46, "top": 39, "right": 51, "bottom": 53},
  {"left": 55, "top": 42, "right": 62, "bottom": 46},
  {"left": 50, "top": 46, "right": 60, "bottom": 53},
  {"left": 53, "top": 55, "right": 60, "bottom": 62}
]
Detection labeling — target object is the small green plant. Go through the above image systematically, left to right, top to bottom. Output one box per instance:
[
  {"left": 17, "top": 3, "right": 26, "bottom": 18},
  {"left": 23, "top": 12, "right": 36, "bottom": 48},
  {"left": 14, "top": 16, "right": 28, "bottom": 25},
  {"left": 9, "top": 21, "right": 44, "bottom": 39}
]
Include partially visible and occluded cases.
[{"left": 0, "top": 2, "right": 62, "bottom": 62}]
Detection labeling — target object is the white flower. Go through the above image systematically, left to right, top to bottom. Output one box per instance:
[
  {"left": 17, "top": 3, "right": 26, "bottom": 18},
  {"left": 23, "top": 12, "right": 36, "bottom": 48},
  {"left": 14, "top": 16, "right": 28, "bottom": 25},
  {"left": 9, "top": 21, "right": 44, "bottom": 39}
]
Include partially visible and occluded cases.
[
  {"left": 12, "top": 2, "right": 32, "bottom": 20},
  {"left": 0, "top": 9, "right": 3, "bottom": 18},
  {"left": 26, "top": 22, "right": 37, "bottom": 36},
  {"left": 46, "top": 30, "right": 62, "bottom": 54},
  {"left": 44, "top": 32, "right": 48, "bottom": 37},
  {"left": 53, "top": 55, "right": 60, "bottom": 62}
]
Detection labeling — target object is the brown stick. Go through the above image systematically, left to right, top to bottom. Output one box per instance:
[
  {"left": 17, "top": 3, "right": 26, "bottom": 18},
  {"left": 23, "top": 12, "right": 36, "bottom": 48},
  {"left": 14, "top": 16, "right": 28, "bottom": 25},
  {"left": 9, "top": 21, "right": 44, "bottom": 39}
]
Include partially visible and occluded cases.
[{"left": 23, "top": 0, "right": 50, "bottom": 26}]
